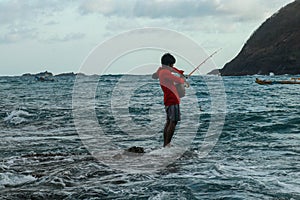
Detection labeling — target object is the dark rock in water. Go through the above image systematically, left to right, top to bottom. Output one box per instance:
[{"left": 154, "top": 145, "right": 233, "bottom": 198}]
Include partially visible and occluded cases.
[
  {"left": 220, "top": 1, "right": 300, "bottom": 76},
  {"left": 207, "top": 69, "right": 221, "bottom": 75},
  {"left": 22, "top": 71, "right": 54, "bottom": 77},
  {"left": 35, "top": 71, "right": 53, "bottom": 77},
  {"left": 55, "top": 72, "right": 76, "bottom": 77},
  {"left": 55, "top": 72, "right": 87, "bottom": 77},
  {"left": 21, "top": 73, "right": 32, "bottom": 77},
  {"left": 35, "top": 76, "right": 55, "bottom": 82},
  {"left": 126, "top": 146, "right": 145, "bottom": 154},
  {"left": 31, "top": 173, "right": 45, "bottom": 178}
]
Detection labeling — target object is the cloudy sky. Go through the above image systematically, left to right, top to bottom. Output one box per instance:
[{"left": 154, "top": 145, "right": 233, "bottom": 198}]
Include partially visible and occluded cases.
[{"left": 0, "top": 0, "right": 295, "bottom": 75}]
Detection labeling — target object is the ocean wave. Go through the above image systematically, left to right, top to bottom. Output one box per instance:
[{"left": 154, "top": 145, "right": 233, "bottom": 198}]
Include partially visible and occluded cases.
[
  {"left": 1, "top": 75, "right": 300, "bottom": 199},
  {"left": 4, "top": 109, "right": 32, "bottom": 125},
  {"left": 0, "top": 172, "right": 36, "bottom": 188}
]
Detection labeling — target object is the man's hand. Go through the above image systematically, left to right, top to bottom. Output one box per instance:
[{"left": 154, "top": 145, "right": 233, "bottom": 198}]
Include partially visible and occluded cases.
[
  {"left": 152, "top": 72, "right": 159, "bottom": 79},
  {"left": 184, "top": 81, "right": 190, "bottom": 88}
]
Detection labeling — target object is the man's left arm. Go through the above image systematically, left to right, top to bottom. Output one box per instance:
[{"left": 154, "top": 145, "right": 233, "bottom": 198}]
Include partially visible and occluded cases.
[{"left": 164, "top": 71, "right": 185, "bottom": 84}]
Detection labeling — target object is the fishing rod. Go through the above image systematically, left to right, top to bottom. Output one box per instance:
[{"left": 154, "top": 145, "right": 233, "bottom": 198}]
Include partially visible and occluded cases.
[
  {"left": 168, "top": 48, "right": 221, "bottom": 98},
  {"left": 187, "top": 48, "right": 222, "bottom": 78}
]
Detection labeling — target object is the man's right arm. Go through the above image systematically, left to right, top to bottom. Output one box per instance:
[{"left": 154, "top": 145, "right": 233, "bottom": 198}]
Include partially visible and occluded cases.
[
  {"left": 152, "top": 68, "right": 161, "bottom": 80},
  {"left": 152, "top": 72, "right": 159, "bottom": 79}
]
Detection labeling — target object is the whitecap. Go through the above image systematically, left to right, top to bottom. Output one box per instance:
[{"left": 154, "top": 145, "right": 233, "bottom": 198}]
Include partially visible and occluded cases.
[
  {"left": 4, "top": 110, "right": 32, "bottom": 125},
  {"left": 148, "top": 146, "right": 186, "bottom": 156},
  {"left": 0, "top": 172, "right": 36, "bottom": 187}
]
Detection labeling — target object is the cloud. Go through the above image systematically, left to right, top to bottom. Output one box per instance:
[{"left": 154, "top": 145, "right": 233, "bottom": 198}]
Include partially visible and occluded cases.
[
  {"left": 0, "top": 0, "right": 72, "bottom": 25},
  {"left": 0, "top": 0, "right": 80, "bottom": 44},
  {"left": 0, "top": 0, "right": 293, "bottom": 28},
  {"left": 77, "top": 0, "right": 294, "bottom": 36},
  {"left": 78, "top": 0, "right": 293, "bottom": 21},
  {"left": 79, "top": 0, "right": 220, "bottom": 18},
  {"left": 79, "top": 0, "right": 136, "bottom": 16},
  {"left": 133, "top": 0, "right": 220, "bottom": 18},
  {"left": 215, "top": 0, "right": 272, "bottom": 21},
  {"left": 44, "top": 21, "right": 59, "bottom": 26},
  {"left": 0, "top": 25, "right": 37, "bottom": 44},
  {"left": 47, "top": 33, "right": 86, "bottom": 43}
]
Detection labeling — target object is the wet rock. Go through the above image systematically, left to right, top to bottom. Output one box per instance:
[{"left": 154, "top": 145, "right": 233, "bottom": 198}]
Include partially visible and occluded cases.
[{"left": 126, "top": 146, "right": 145, "bottom": 154}]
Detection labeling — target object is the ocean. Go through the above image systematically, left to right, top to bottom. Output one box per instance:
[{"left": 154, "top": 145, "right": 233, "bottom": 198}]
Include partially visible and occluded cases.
[{"left": 0, "top": 75, "right": 299, "bottom": 199}]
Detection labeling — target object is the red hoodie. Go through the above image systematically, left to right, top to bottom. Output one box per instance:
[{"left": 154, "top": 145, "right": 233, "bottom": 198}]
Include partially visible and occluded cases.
[{"left": 157, "top": 67, "right": 185, "bottom": 106}]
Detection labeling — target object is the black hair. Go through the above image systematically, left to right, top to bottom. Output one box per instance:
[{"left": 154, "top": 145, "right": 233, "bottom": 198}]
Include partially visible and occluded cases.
[{"left": 161, "top": 53, "right": 176, "bottom": 66}]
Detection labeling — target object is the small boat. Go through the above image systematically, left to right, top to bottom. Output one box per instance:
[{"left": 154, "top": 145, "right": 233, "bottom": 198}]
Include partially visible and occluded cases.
[{"left": 255, "top": 78, "right": 300, "bottom": 85}]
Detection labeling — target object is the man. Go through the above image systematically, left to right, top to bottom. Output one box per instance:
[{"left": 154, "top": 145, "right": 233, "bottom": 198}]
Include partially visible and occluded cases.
[{"left": 152, "top": 53, "right": 186, "bottom": 147}]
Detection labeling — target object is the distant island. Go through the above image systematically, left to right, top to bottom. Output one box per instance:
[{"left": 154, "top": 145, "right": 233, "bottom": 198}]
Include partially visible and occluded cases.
[
  {"left": 214, "top": 1, "right": 300, "bottom": 76},
  {"left": 20, "top": 71, "right": 154, "bottom": 77},
  {"left": 22, "top": 71, "right": 85, "bottom": 77},
  {"left": 22, "top": 71, "right": 53, "bottom": 77}
]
